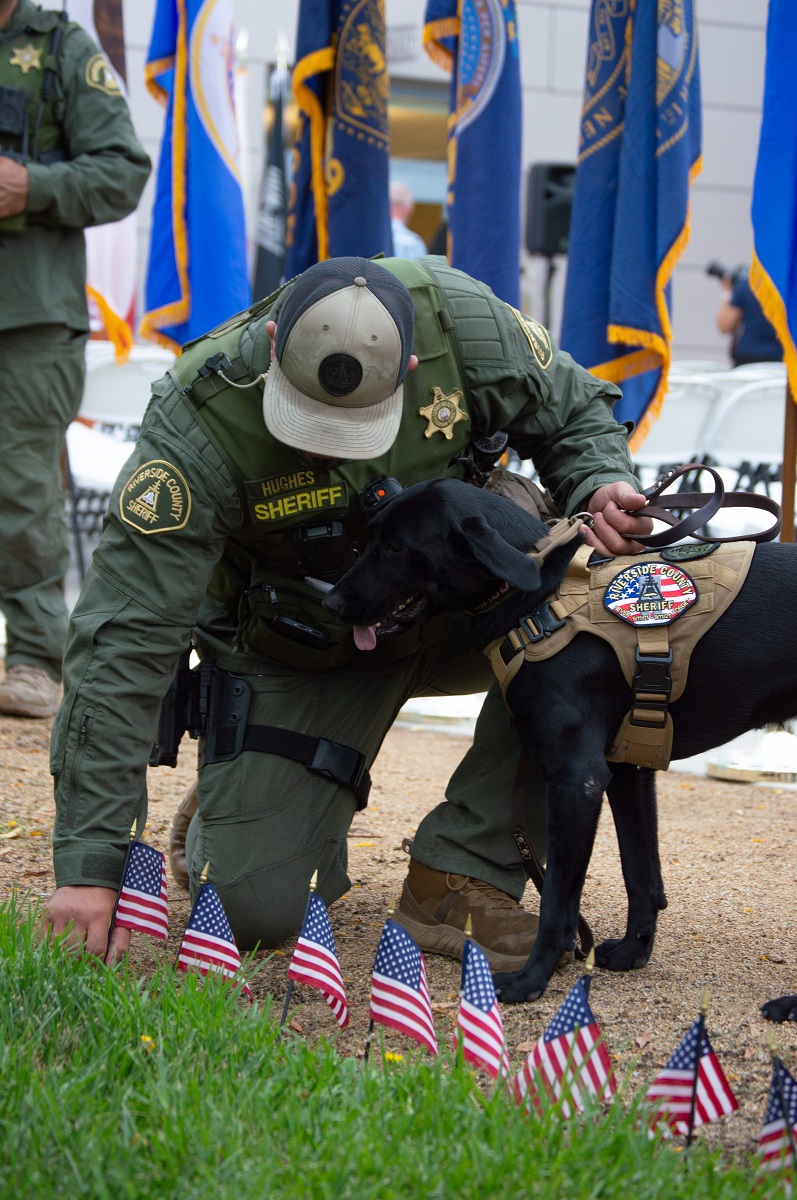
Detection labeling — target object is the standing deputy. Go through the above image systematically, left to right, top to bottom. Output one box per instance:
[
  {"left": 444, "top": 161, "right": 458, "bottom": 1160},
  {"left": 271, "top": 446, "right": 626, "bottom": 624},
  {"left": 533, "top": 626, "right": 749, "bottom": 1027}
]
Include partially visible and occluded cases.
[
  {"left": 0, "top": 0, "right": 150, "bottom": 718},
  {"left": 45, "top": 255, "right": 651, "bottom": 969}
]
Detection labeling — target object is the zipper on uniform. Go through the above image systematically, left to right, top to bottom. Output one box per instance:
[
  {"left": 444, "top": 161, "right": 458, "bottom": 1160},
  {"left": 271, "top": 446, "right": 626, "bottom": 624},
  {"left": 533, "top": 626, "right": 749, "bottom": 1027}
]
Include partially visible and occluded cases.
[{"left": 65, "top": 707, "right": 94, "bottom": 831}]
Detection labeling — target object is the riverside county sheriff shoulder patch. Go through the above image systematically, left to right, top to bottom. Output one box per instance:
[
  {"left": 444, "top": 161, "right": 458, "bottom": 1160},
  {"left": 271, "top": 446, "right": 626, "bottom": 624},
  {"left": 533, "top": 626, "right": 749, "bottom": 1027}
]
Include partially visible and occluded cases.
[
  {"left": 85, "top": 53, "right": 122, "bottom": 95},
  {"left": 508, "top": 305, "right": 553, "bottom": 370},
  {"left": 120, "top": 460, "right": 191, "bottom": 534},
  {"left": 604, "top": 561, "right": 697, "bottom": 627}
]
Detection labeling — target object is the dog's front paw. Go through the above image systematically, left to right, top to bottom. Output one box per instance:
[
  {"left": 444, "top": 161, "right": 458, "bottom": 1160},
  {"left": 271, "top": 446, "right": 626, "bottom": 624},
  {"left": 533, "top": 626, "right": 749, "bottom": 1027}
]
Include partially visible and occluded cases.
[
  {"left": 595, "top": 936, "right": 652, "bottom": 972},
  {"left": 493, "top": 968, "right": 547, "bottom": 1004},
  {"left": 761, "top": 994, "right": 797, "bottom": 1023}
]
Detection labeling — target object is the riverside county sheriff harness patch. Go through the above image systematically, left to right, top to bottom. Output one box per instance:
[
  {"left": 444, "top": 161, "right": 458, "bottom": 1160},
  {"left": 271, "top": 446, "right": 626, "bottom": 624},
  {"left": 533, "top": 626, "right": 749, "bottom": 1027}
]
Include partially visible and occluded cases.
[
  {"left": 120, "top": 461, "right": 191, "bottom": 534},
  {"left": 604, "top": 562, "right": 698, "bottom": 627}
]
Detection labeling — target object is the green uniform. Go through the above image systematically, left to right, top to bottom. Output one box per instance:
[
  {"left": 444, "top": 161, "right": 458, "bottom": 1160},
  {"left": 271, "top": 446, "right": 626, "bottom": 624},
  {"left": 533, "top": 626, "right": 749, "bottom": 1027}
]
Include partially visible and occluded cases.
[
  {"left": 0, "top": 0, "right": 150, "bottom": 679},
  {"left": 52, "top": 257, "right": 638, "bottom": 949}
]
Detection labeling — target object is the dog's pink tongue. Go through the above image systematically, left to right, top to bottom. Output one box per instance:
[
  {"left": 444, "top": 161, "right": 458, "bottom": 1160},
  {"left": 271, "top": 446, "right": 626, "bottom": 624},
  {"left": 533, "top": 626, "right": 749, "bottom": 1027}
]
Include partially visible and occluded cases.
[{"left": 354, "top": 625, "right": 378, "bottom": 652}]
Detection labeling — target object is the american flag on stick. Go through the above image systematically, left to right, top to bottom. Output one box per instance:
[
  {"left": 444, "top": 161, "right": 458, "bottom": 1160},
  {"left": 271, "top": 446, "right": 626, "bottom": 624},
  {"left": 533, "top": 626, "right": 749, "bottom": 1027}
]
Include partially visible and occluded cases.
[
  {"left": 113, "top": 839, "right": 168, "bottom": 942},
  {"left": 176, "top": 874, "right": 251, "bottom": 1001},
  {"left": 288, "top": 892, "right": 349, "bottom": 1029},
  {"left": 369, "top": 918, "right": 438, "bottom": 1056},
  {"left": 453, "top": 936, "right": 509, "bottom": 1080},
  {"left": 512, "top": 974, "right": 616, "bottom": 1117},
  {"left": 644, "top": 1015, "right": 738, "bottom": 1136},
  {"left": 756, "top": 1056, "right": 797, "bottom": 1185}
]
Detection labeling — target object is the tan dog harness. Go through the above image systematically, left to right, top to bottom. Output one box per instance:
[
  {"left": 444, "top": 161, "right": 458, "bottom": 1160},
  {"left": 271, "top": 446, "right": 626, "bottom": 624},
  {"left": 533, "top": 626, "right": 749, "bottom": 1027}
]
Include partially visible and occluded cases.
[{"left": 486, "top": 534, "right": 755, "bottom": 771}]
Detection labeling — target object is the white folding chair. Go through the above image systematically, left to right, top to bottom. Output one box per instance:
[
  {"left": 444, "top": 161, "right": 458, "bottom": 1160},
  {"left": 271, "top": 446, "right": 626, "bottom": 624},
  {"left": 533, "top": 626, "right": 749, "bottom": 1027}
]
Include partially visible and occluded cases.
[
  {"left": 67, "top": 343, "right": 176, "bottom": 578},
  {"left": 631, "top": 379, "right": 723, "bottom": 489}
]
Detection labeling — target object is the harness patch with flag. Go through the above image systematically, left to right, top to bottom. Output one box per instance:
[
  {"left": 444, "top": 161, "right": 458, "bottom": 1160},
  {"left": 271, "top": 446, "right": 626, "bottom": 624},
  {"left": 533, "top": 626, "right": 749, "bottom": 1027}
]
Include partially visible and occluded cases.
[{"left": 604, "top": 562, "right": 697, "bottom": 627}]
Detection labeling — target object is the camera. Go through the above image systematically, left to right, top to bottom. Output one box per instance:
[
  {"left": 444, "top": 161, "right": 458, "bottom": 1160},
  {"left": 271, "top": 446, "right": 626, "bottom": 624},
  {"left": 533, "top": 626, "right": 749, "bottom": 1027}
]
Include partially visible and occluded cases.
[{"left": 705, "top": 260, "right": 745, "bottom": 287}]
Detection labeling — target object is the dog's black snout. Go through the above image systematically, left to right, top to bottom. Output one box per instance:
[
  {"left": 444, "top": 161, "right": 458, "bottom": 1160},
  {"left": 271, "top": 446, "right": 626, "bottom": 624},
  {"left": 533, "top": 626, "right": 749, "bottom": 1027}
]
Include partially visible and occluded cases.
[{"left": 322, "top": 590, "right": 344, "bottom": 616}]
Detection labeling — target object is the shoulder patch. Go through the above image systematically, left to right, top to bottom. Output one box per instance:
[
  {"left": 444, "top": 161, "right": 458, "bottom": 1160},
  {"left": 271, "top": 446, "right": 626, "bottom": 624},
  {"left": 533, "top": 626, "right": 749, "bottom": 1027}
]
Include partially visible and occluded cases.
[
  {"left": 85, "top": 53, "right": 121, "bottom": 95},
  {"left": 507, "top": 305, "right": 553, "bottom": 370},
  {"left": 120, "top": 461, "right": 191, "bottom": 535},
  {"left": 660, "top": 542, "right": 720, "bottom": 562},
  {"left": 604, "top": 561, "right": 697, "bottom": 626}
]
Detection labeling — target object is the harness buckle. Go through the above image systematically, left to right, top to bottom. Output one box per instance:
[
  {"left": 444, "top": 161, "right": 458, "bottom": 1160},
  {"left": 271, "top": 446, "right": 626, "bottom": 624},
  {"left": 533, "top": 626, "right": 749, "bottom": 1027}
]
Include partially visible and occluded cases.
[
  {"left": 520, "top": 601, "right": 567, "bottom": 644},
  {"left": 630, "top": 647, "right": 673, "bottom": 728}
]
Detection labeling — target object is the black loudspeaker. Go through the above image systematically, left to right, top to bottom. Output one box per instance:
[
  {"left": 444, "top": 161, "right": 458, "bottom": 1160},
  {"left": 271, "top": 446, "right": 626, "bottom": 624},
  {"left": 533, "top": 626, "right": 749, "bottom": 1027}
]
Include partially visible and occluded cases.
[{"left": 525, "top": 162, "right": 576, "bottom": 257}]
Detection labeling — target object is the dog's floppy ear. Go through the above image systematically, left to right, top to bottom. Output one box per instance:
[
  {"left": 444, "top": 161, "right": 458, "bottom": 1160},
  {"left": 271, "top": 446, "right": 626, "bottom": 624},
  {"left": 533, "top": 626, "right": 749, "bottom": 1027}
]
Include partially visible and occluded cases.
[{"left": 460, "top": 516, "right": 542, "bottom": 590}]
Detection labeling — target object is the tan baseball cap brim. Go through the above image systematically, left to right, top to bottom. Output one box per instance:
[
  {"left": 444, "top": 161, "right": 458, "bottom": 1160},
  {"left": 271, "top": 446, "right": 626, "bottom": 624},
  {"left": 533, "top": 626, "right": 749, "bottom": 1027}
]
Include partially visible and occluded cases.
[{"left": 263, "top": 355, "right": 404, "bottom": 460}]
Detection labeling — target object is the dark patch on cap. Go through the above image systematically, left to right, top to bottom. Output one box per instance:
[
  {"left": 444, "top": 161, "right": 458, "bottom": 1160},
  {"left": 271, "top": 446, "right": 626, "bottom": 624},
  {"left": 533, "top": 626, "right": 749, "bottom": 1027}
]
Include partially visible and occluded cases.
[{"left": 318, "top": 353, "right": 364, "bottom": 396}]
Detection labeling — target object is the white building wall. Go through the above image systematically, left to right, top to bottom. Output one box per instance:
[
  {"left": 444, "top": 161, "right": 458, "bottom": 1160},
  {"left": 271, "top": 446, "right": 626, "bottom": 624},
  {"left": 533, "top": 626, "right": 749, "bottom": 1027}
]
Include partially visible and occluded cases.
[{"left": 121, "top": 0, "right": 767, "bottom": 364}]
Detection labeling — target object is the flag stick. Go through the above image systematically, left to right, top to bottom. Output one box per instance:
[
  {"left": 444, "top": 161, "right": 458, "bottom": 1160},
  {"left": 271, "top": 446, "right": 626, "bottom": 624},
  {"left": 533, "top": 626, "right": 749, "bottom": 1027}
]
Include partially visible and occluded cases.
[
  {"left": 781, "top": 384, "right": 796, "bottom": 543},
  {"left": 105, "top": 820, "right": 139, "bottom": 952},
  {"left": 173, "top": 860, "right": 210, "bottom": 970},
  {"left": 278, "top": 869, "right": 318, "bottom": 1039},
  {"left": 362, "top": 900, "right": 396, "bottom": 1067},
  {"left": 686, "top": 988, "right": 709, "bottom": 1148},
  {"left": 766, "top": 1032, "right": 797, "bottom": 1176}
]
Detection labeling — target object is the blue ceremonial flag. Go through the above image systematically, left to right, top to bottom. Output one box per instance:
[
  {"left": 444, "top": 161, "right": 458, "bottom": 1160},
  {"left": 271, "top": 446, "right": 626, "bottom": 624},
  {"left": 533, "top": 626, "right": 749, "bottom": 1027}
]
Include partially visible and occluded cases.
[
  {"left": 141, "top": 0, "right": 250, "bottom": 352},
  {"left": 284, "top": 0, "right": 392, "bottom": 277},
  {"left": 424, "top": 0, "right": 522, "bottom": 307},
  {"left": 560, "top": 0, "right": 702, "bottom": 450},
  {"left": 750, "top": 0, "right": 797, "bottom": 400}
]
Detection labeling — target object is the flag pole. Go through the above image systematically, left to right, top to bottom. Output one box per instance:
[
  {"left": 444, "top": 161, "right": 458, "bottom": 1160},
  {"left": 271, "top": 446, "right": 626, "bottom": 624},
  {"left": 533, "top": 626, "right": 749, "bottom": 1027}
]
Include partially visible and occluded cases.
[
  {"left": 781, "top": 384, "right": 796, "bottom": 543},
  {"left": 105, "top": 820, "right": 139, "bottom": 952},
  {"left": 173, "top": 860, "right": 209, "bottom": 970},
  {"left": 278, "top": 869, "right": 318, "bottom": 1038},
  {"left": 362, "top": 899, "right": 396, "bottom": 1067},
  {"left": 686, "top": 988, "right": 709, "bottom": 1148},
  {"left": 766, "top": 1031, "right": 797, "bottom": 1176}
]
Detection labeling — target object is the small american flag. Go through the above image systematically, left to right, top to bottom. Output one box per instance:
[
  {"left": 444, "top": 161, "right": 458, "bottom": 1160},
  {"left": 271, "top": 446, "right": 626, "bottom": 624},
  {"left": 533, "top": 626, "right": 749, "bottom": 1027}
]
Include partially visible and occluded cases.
[
  {"left": 113, "top": 840, "right": 168, "bottom": 942},
  {"left": 176, "top": 882, "right": 251, "bottom": 1000},
  {"left": 288, "top": 892, "right": 348, "bottom": 1029},
  {"left": 369, "top": 919, "right": 438, "bottom": 1056},
  {"left": 453, "top": 939, "right": 509, "bottom": 1079},
  {"left": 512, "top": 975, "right": 616, "bottom": 1117},
  {"left": 644, "top": 1017, "right": 739, "bottom": 1135},
  {"left": 756, "top": 1058, "right": 797, "bottom": 1183}
]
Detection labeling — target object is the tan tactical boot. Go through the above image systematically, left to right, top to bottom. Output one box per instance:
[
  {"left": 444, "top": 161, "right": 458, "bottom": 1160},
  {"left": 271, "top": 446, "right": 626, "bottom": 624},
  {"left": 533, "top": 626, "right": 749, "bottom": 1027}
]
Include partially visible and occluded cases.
[
  {"left": 0, "top": 663, "right": 61, "bottom": 719},
  {"left": 168, "top": 782, "right": 198, "bottom": 890},
  {"left": 395, "top": 858, "right": 539, "bottom": 972}
]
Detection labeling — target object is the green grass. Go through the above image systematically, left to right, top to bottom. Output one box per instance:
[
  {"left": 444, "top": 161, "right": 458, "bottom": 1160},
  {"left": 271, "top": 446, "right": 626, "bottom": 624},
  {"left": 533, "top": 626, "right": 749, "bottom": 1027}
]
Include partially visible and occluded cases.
[{"left": 0, "top": 901, "right": 778, "bottom": 1200}]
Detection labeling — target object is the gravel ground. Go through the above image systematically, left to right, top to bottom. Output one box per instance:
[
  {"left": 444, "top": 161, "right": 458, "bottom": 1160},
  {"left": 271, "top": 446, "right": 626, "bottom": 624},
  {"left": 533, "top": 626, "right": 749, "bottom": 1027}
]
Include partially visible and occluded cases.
[{"left": 1, "top": 702, "right": 795, "bottom": 1162}]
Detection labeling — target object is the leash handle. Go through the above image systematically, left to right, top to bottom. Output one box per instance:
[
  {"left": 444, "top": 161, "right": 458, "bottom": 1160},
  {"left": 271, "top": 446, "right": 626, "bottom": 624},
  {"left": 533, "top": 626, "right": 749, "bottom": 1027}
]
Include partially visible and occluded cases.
[{"left": 630, "top": 462, "right": 782, "bottom": 546}]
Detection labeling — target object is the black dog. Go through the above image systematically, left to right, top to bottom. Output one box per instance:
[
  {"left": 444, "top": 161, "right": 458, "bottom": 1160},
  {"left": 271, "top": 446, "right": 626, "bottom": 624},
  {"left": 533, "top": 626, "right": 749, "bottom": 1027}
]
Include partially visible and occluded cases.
[{"left": 324, "top": 478, "right": 797, "bottom": 1002}]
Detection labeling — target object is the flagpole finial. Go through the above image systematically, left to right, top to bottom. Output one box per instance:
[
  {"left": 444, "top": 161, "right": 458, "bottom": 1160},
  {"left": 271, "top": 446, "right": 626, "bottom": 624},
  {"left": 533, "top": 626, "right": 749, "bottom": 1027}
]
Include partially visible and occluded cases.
[
  {"left": 129, "top": 821, "right": 137, "bottom": 840},
  {"left": 200, "top": 861, "right": 210, "bottom": 885},
  {"left": 309, "top": 869, "right": 318, "bottom": 892},
  {"left": 387, "top": 899, "right": 395, "bottom": 918},
  {"left": 464, "top": 915, "right": 473, "bottom": 939},
  {"left": 585, "top": 947, "right": 595, "bottom": 975},
  {"left": 700, "top": 986, "right": 709, "bottom": 1016}
]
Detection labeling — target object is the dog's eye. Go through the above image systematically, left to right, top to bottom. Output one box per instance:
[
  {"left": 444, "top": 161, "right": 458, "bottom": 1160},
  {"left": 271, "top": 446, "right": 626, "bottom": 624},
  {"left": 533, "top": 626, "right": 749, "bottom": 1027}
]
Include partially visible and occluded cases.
[{"left": 385, "top": 541, "right": 404, "bottom": 554}]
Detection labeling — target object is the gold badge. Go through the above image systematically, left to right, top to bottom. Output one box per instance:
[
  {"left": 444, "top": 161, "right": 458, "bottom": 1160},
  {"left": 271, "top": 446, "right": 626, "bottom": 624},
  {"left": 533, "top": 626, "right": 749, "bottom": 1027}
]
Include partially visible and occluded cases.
[
  {"left": 9, "top": 44, "right": 42, "bottom": 74},
  {"left": 85, "top": 53, "right": 122, "bottom": 95},
  {"left": 508, "top": 305, "right": 553, "bottom": 370},
  {"left": 419, "top": 388, "right": 468, "bottom": 440},
  {"left": 119, "top": 460, "right": 191, "bottom": 535}
]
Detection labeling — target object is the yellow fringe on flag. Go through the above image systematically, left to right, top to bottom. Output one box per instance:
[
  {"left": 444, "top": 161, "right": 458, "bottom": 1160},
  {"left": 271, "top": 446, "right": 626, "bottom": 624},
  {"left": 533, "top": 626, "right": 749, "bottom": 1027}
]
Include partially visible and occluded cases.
[
  {"left": 423, "top": 18, "right": 458, "bottom": 72},
  {"left": 291, "top": 46, "right": 335, "bottom": 263},
  {"left": 749, "top": 250, "right": 797, "bottom": 402},
  {"left": 85, "top": 285, "right": 133, "bottom": 363}
]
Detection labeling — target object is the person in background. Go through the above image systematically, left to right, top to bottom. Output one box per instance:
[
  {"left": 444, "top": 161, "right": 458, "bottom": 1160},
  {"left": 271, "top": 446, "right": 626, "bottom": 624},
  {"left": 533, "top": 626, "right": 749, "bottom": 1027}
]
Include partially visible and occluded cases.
[
  {"left": 0, "top": 0, "right": 150, "bottom": 719},
  {"left": 389, "top": 181, "right": 427, "bottom": 261},
  {"left": 712, "top": 263, "right": 783, "bottom": 367}
]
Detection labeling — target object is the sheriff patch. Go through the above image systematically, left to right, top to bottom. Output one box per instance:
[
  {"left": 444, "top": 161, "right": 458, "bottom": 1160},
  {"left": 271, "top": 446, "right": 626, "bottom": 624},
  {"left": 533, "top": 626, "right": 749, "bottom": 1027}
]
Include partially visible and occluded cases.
[
  {"left": 85, "top": 53, "right": 122, "bottom": 95},
  {"left": 508, "top": 306, "right": 553, "bottom": 370},
  {"left": 120, "top": 460, "right": 191, "bottom": 535},
  {"left": 250, "top": 481, "right": 348, "bottom": 523},
  {"left": 604, "top": 561, "right": 697, "bottom": 627}
]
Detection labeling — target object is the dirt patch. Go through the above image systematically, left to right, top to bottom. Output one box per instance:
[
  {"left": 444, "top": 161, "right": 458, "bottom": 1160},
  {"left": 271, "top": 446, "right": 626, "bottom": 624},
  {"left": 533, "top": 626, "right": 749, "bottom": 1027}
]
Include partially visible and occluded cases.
[{"left": 1, "top": 706, "right": 795, "bottom": 1159}]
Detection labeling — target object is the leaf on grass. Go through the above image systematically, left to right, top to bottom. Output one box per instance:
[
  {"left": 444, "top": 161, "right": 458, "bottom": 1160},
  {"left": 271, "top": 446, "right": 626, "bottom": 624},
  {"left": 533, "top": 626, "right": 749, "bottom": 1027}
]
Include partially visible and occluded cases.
[
  {"left": 0, "top": 829, "right": 21, "bottom": 840},
  {"left": 431, "top": 1001, "right": 457, "bottom": 1012},
  {"left": 289, "top": 1019, "right": 304, "bottom": 1033},
  {"left": 636, "top": 1033, "right": 654, "bottom": 1049},
  {"left": 516, "top": 1041, "right": 536, "bottom": 1054}
]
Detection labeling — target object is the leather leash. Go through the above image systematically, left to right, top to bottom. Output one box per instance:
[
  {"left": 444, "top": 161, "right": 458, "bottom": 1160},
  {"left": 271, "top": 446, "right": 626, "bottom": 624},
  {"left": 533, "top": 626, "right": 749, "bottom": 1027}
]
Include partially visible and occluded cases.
[{"left": 630, "top": 462, "right": 782, "bottom": 547}]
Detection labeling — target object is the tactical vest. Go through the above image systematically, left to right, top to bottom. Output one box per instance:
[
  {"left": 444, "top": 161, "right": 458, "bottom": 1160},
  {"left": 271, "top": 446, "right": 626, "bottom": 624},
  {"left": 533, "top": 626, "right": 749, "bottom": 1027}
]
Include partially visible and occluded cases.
[
  {"left": 0, "top": 11, "right": 71, "bottom": 163},
  {"left": 171, "top": 257, "right": 504, "bottom": 669},
  {"left": 486, "top": 539, "right": 755, "bottom": 771}
]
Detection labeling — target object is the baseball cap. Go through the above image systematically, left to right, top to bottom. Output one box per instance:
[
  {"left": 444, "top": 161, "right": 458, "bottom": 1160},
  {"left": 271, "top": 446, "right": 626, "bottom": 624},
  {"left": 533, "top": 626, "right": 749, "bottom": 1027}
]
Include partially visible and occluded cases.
[{"left": 263, "top": 257, "right": 415, "bottom": 460}]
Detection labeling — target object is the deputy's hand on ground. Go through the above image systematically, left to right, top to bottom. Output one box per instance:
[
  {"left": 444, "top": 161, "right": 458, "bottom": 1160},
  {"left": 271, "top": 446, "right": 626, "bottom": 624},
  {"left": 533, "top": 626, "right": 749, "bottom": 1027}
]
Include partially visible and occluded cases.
[
  {"left": 0, "top": 156, "right": 29, "bottom": 218},
  {"left": 585, "top": 482, "right": 653, "bottom": 555},
  {"left": 43, "top": 885, "right": 130, "bottom": 965}
]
